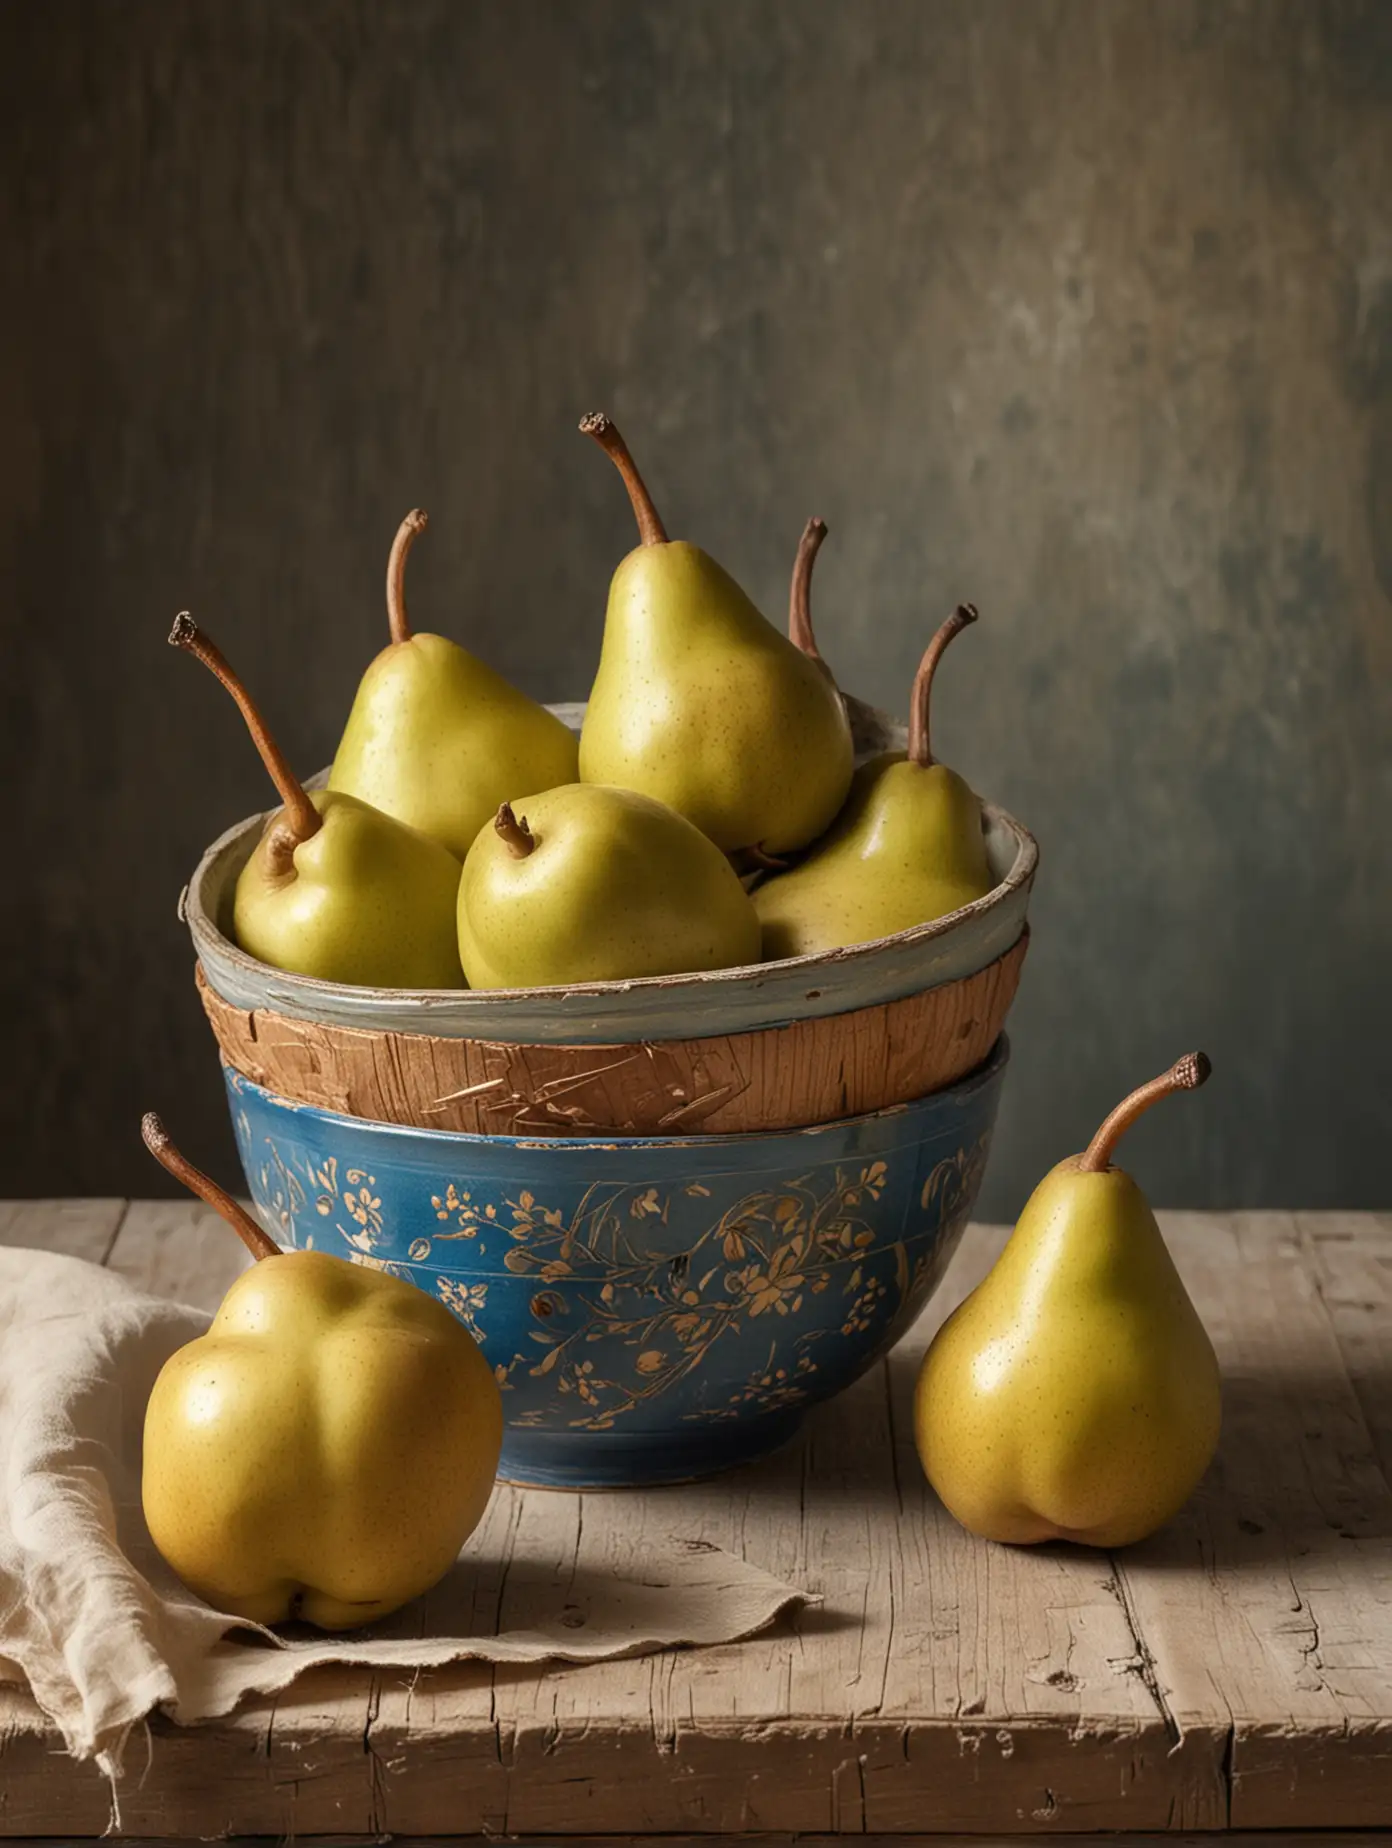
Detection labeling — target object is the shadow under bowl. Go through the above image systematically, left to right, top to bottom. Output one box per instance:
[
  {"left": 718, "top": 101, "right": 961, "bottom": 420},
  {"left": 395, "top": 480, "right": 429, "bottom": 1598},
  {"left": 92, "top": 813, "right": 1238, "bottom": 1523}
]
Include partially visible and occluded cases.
[{"left": 226, "top": 1036, "right": 1010, "bottom": 1490}]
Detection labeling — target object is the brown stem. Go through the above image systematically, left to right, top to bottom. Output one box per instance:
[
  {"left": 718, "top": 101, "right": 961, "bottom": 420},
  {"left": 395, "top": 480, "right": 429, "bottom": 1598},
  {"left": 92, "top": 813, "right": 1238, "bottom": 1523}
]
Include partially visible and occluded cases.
[
  {"left": 579, "top": 412, "right": 668, "bottom": 546},
  {"left": 386, "top": 508, "right": 428, "bottom": 646},
  {"left": 788, "top": 517, "right": 828, "bottom": 665},
  {"left": 907, "top": 603, "right": 978, "bottom": 768},
  {"left": 168, "top": 613, "right": 321, "bottom": 848},
  {"left": 495, "top": 802, "right": 535, "bottom": 858},
  {"left": 731, "top": 842, "right": 790, "bottom": 875},
  {"left": 1078, "top": 1052, "right": 1212, "bottom": 1173},
  {"left": 141, "top": 1113, "right": 281, "bottom": 1260}
]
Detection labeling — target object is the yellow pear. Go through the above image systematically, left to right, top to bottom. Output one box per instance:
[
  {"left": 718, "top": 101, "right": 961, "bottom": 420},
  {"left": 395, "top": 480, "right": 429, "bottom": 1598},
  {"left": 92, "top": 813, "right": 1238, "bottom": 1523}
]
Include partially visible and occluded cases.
[
  {"left": 577, "top": 414, "right": 853, "bottom": 854},
  {"left": 328, "top": 509, "right": 579, "bottom": 857},
  {"left": 754, "top": 604, "right": 993, "bottom": 959},
  {"left": 170, "top": 614, "right": 464, "bottom": 988},
  {"left": 457, "top": 783, "right": 761, "bottom": 988},
  {"left": 915, "top": 1054, "right": 1220, "bottom": 1548},
  {"left": 139, "top": 1116, "right": 502, "bottom": 1629}
]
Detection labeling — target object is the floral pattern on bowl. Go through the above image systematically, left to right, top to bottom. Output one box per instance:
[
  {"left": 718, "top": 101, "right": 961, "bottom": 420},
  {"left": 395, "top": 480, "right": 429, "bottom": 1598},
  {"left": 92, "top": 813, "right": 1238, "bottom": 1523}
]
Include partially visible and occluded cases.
[{"left": 227, "top": 1037, "right": 1009, "bottom": 1488}]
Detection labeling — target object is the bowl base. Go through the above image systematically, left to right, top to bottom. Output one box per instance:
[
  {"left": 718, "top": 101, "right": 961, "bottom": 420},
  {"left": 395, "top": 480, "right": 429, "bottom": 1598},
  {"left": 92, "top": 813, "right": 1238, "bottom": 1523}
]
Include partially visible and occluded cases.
[{"left": 497, "top": 1407, "right": 804, "bottom": 1491}]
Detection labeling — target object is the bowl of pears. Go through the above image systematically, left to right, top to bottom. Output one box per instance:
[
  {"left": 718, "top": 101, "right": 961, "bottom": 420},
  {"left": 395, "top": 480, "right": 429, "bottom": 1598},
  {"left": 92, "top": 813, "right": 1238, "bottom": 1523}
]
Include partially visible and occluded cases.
[{"left": 180, "top": 415, "right": 1036, "bottom": 1488}]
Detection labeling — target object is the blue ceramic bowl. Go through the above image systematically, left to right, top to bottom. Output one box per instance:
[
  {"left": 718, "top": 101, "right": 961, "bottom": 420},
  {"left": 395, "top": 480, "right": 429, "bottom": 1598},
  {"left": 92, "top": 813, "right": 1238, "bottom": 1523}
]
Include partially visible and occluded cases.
[{"left": 226, "top": 1037, "right": 1009, "bottom": 1489}]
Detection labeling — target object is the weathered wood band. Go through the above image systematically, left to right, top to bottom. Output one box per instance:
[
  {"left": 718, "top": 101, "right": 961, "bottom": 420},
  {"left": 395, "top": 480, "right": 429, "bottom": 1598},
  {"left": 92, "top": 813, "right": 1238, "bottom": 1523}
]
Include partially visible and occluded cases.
[{"left": 197, "top": 929, "right": 1028, "bottom": 1137}]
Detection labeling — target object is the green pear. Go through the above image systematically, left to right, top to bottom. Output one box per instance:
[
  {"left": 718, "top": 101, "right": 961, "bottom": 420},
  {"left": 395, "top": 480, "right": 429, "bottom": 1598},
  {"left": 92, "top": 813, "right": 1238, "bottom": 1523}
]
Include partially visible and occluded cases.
[
  {"left": 577, "top": 414, "right": 853, "bottom": 854},
  {"left": 328, "top": 509, "right": 579, "bottom": 858},
  {"left": 754, "top": 603, "right": 993, "bottom": 959},
  {"left": 170, "top": 614, "right": 464, "bottom": 988},
  {"left": 457, "top": 783, "right": 761, "bottom": 988},
  {"left": 915, "top": 1054, "right": 1221, "bottom": 1548},
  {"left": 139, "top": 1116, "right": 502, "bottom": 1628}
]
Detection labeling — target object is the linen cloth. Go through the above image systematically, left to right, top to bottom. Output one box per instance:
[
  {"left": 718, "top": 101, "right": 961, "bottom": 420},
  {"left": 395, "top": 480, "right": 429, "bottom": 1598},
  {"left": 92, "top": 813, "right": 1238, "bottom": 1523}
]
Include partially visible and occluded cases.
[{"left": 0, "top": 1248, "right": 809, "bottom": 1773}]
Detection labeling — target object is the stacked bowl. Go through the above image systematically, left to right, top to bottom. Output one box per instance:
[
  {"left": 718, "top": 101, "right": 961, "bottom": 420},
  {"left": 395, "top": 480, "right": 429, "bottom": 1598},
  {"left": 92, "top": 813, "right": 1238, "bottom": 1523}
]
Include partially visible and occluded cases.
[{"left": 185, "top": 694, "right": 1036, "bottom": 1488}]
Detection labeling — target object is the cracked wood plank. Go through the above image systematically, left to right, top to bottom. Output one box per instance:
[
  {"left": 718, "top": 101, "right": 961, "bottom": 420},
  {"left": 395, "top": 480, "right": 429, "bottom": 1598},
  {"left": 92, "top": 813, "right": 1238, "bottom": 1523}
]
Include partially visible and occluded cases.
[
  {"left": 105, "top": 1198, "right": 254, "bottom": 1307},
  {"left": 0, "top": 1199, "right": 127, "bottom": 1264},
  {"left": 1300, "top": 1211, "right": 1392, "bottom": 1488},
  {"left": 1110, "top": 1212, "right": 1392, "bottom": 1831}
]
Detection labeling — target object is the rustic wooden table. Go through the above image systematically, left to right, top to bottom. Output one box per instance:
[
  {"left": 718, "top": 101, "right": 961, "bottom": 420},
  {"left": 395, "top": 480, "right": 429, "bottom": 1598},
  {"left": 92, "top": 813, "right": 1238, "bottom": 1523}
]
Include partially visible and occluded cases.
[{"left": 0, "top": 1201, "right": 1387, "bottom": 1842}]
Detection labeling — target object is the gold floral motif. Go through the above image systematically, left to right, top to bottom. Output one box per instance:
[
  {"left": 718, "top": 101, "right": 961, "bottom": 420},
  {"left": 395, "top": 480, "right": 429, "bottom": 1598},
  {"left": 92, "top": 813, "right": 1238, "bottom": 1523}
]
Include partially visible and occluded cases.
[
  {"left": 909, "top": 1134, "right": 990, "bottom": 1297},
  {"left": 921, "top": 1138, "right": 987, "bottom": 1223},
  {"left": 258, "top": 1142, "right": 388, "bottom": 1260},
  {"left": 258, "top": 1142, "right": 307, "bottom": 1237},
  {"left": 460, "top": 1156, "right": 912, "bottom": 1432},
  {"left": 342, "top": 1180, "right": 382, "bottom": 1232},
  {"left": 347, "top": 1252, "right": 400, "bottom": 1276},
  {"left": 840, "top": 1263, "right": 892, "bottom": 1336},
  {"left": 436, "top": 1278, "right": 489, "bottom": 1343},
  {"left": 701, "top": 1344, "right": 820, "bottom": 1419}
]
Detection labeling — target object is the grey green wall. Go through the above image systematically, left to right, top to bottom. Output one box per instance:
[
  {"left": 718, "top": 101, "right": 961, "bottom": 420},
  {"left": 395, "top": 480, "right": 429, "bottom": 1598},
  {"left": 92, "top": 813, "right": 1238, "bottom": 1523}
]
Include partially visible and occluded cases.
[{"left": 2, "top": 1, "right": 1388, "bottom": 1214}]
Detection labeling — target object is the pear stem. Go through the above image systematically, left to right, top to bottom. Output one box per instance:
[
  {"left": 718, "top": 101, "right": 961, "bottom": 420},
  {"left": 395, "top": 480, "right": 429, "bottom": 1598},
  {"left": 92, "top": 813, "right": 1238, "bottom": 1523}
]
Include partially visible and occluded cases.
[
  {"left": 580, "top": 413, "right": 668, "bottom": 546},
  {"left": 386, "top": 508, "right": 428, "bottom": 646},
  {"left": 788, "top": 517, "right": 829, "bottom": 666},
  {"left": 907, "top": 603, "right": 978, "bottom": 768},
  {"left": 168, "top": 614, "right": 321, "bottom": 848},
  {"left": 495, "top": 803, "right": 535, "bottom": 859},
  {"left": 731, "top": 842, "right": 790, "bottom": 875},
  {"left": 1078, "top": 1052, "right": 1213, "bottom": 1173},
  {"left": 141, "top": 1113, "right": 281, "bottom": 1261}
]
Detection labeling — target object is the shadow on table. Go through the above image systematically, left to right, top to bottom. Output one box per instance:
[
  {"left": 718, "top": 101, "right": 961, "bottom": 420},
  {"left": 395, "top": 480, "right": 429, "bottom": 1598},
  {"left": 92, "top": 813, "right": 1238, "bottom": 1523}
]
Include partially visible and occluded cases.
[{"left": 720, "top": 1353, "right": 1392, "bottom": 1574}]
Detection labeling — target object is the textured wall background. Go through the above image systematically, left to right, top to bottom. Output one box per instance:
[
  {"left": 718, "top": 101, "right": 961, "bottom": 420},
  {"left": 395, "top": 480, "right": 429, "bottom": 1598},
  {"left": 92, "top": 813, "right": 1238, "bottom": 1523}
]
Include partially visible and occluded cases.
[{"left": 2, "top": 0, "right": 1389, "bottom": 1215}]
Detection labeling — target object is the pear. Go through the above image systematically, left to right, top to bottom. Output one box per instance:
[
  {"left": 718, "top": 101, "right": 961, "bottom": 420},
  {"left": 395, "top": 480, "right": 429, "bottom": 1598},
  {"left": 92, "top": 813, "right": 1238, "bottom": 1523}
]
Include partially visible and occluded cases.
[
  {"left": 577, "top": 414, "right": 853, "bottom": 854},
  {"left": 327, "top": 509, "right": 579, "bottom": 857},
  {"left": 754, "top": 603, "right": 993, "bottom": 959},
  {"left": 169, "top": 614, "right": 464, "bottom": 988},
  {"left": 457, "top": 784, "right": 761, "bottom": 988},
  {"left": 915, "top": 1053, "right": 1221, "bottom": 1548},
  {"left": 139, "top": 1115, "right": 502, "bottom": 1628}
]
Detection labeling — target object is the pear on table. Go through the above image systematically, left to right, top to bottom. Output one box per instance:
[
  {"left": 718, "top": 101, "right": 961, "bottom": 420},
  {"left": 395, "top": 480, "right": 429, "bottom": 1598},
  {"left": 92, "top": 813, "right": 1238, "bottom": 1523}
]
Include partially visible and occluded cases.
[
  {"left": 577, "top": 413, "right": 853, "bottom": 855},
  {"left": 328, "top": 509, "right": 579, "bottom": 859},
  {"left": 754, "top": 603, "right": 994, "bottom": 959},
  {"left": 169, "top": 614, "right": 465, "bottom": 988},
  {"left": 457, "top": 783, "right": 761, "bottom": 988},
  {"left": 914, "top": 1053, "right": 1221, "bottom": 1548},
  {"left": 138, "top": 1115, "right": 502, "bottom": 1628}
]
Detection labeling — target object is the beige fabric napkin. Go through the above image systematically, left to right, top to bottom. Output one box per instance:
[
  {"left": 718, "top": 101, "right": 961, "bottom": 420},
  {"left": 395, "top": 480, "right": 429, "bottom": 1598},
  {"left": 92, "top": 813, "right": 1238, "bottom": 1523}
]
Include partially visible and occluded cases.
[{"left": 0, "top": 1248, "right": 810, "bottom": 1773}]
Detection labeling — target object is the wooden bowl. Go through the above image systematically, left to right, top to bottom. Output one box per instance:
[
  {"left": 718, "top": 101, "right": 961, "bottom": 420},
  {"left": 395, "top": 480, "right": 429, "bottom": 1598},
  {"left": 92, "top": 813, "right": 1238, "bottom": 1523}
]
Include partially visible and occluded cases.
[
  {"left": 184, "top": 697, "right": 1038, "bottom": 1054},
  {"left": 198, "top": 927, "right": 1026, "bottom": 1136}
]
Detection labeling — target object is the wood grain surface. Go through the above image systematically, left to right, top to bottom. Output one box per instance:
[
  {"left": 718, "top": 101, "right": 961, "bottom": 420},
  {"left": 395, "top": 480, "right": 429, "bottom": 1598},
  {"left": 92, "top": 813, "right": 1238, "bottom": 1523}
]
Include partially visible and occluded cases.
[
  {"left": 195, "top": 931, "right": 1027, "bottom": 1135},
  {"left": 0, "top": 1204, "right": 1388, "bottom": 1837}
]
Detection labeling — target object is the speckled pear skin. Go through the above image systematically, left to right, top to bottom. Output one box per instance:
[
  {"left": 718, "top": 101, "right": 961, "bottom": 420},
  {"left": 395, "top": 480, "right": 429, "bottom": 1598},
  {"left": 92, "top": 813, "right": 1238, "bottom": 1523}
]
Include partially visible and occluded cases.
[
  {"left": 579, "top": 542, "right": 854, "bottom": 853},
  {"left": 329, "top": 633, "right": 579, "bottom": 860},
  {"left": 754, "top": 751, "right": 994, "bottom": 959},
  {"left": 457, "top": 782, "right": 761, "bottom": 988},
  {"left": 234, "top": 788, "right": 465, "bottom": 989},
  {"left": 913, "top": 1158, "right": 1221, "bottom": 1547},
  {"left": 141, "top": 1250, "right": 503, "bottom": 1628}
]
